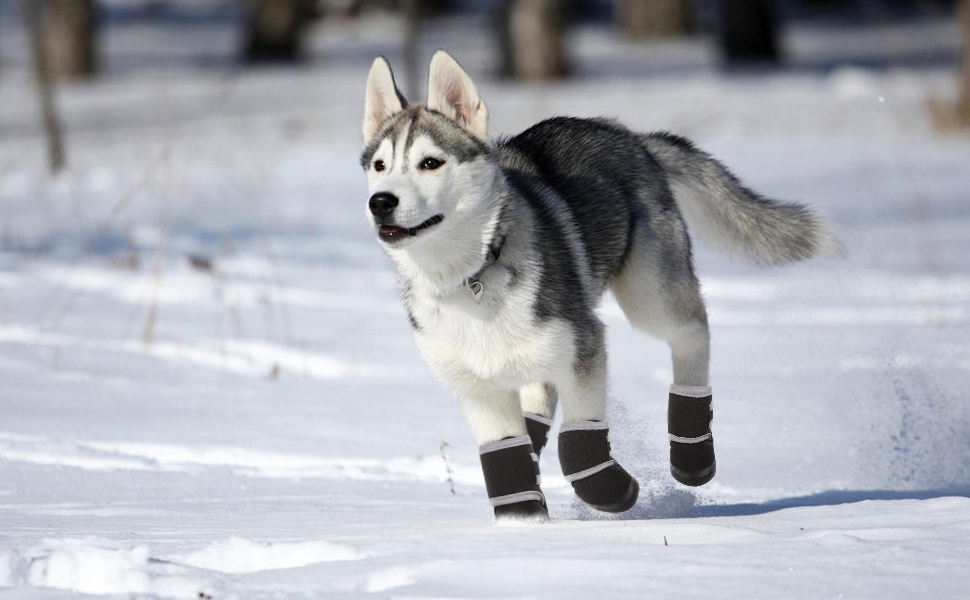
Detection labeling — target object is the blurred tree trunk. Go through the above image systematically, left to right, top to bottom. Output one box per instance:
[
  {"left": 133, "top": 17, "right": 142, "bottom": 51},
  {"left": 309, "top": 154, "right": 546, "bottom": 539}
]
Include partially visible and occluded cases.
[
  {"left": 18, "top": 0, "right": 66, "bottom": 173},
  {"left": 43, "top": 0, "right": 98, "bottom": 79},
  {"left": 242, "top": 0, "right": 316, "bottom": 62},
  {"left": 402, "top": 0, "right": 421, "bottom": 100},
  {"left": 498, "top": 0, "right": 568, "bottom": 80},
  {"left": 616, "top": 0, "right": 693, "bottom": 39},
  {"left": 718, "top": 0, "right": 780, "bottom": 64},
  {"left": 959, "top": 0, "right": 970, "bottom": 123}
]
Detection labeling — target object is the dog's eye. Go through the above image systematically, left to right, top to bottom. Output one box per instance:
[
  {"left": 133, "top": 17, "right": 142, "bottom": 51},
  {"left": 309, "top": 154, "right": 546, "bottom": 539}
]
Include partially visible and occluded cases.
[
  {"left": 419, "top": 157, "right": 444, "bottom": 171},
  {"left": 373, "top": 160, "right": 385, "bottom": 172}
]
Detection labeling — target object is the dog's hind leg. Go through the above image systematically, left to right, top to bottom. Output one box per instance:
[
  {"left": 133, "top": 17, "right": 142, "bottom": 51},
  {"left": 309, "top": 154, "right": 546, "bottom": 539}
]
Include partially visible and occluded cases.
[
  {"left": 610, "top": 219, "right": 717, "bottom": 486},
  {"left": 554, "top": 332, "right": 640, "bottom": 513},
  {"left": 519, "top": 382, "right": 557, "bottom": 455},
  {"left": 457, "top": 384, "right": 548, "bottom": 521}
]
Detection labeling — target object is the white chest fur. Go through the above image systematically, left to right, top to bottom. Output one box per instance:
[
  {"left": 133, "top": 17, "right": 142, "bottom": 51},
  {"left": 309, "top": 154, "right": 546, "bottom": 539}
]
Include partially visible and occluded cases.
[{"left": 410, "top": 273, "right": 574, "bottom": 392}]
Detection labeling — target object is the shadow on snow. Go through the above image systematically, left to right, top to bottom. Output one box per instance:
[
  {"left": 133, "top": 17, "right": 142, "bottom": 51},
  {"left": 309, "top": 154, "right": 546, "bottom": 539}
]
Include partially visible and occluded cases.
[{"left": 571, "top": 485, "right": 970, "bottom": 521}]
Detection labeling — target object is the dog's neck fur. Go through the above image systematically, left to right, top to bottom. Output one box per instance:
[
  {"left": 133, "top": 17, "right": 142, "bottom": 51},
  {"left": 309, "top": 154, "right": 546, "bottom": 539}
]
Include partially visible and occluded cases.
[{"left": 388, "top": 170, "right": 510, "bottom": 298}]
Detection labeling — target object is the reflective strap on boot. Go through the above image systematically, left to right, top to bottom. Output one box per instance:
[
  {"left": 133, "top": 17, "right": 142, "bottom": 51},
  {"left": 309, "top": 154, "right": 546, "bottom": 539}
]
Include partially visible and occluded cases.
[{"left": 563, "top": 459, "right": 616, "bottom": 483}]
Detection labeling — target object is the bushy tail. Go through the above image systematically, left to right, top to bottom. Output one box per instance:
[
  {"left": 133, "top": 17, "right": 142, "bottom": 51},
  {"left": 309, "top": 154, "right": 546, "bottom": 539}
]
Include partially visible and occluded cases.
[{"left": 643, "top": 132, "right": 838, "bottom": 265}]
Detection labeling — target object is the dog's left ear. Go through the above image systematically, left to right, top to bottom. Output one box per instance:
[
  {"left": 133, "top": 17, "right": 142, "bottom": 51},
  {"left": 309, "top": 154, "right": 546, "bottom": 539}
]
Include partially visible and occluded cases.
[
  {"left": 427, "top": 51, "right": 488, "bottom": 141},
  {"left": 363, "top": 56, "right": 407, "bottom": 143}
]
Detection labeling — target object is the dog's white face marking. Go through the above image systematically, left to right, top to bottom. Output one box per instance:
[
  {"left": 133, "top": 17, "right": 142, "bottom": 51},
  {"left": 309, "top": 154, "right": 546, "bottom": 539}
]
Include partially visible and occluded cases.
[
  {"left": 362, "top": 100, "right": 504, "bottom": 294},
  {"left": 366, "top": 122, "right": 492, "bottom": 252},
  {"left": 367, "top": 131, "right": 449, "bottom": 245},
  {"left": 403, "top": 134, "right": 449, "bottom": 212}
]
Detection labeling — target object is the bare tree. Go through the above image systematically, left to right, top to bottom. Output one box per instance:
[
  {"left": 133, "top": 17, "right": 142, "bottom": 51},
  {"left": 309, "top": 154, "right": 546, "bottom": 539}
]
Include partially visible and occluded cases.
[
  {"left": 18, "top": 0, "right": 66, "bottom": 173},
  {"left": 43, "top": 0, "right": 97, "bottom": 79},
  {"left": 242, "top": 0, "right": 317, "bottom": 62},
  {"left": 401, "top": 0, "right": 459, "bottom": 98},
  {"left": 402, "top": 0, "right": 422, "bottom": 100},
  {"left": 498, "top": 0, "right": 568, "bottom": 80},
  {"left": 616, "top": 0, "right": 693, "bottom": 39},
  {"left": 718, "top": 0, "right": 780, "bottom": 64},
  {"left": 929, "top": 0, "right": 970, "bottom": 130},
  {"left": 959, "top": 0, "right": 970, "bottom": 123}
]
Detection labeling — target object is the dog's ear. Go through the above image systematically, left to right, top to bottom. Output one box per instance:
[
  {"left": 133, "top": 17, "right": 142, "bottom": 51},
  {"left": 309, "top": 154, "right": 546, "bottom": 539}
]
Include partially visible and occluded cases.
[
  {"left": 427, "top": 51, "right": 488, "bottom": 140},
  {"left": 363, "top": 57, "right": 407, "bottom": 143}
]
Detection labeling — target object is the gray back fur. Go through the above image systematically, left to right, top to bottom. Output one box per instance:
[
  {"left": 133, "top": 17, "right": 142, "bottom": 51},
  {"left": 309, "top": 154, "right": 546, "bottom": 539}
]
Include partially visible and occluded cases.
[
  {"left": 496, "top": 117, "right": 696, "bottom": 296},
  {"left": 495, "top": 118, "right": 695, "bottom": 374}
]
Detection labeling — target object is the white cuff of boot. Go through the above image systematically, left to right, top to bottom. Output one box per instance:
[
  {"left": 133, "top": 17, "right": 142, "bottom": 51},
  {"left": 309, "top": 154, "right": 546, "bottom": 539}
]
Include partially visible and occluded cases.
[{"left": 670, "top": 384, "right": 712, "bottom": 398}]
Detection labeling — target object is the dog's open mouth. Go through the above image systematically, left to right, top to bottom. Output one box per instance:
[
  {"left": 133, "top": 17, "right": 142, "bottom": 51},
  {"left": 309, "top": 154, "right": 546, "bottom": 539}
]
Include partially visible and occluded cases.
[{"left": 378, "top": 214, "right": 444, "bottom": 243}]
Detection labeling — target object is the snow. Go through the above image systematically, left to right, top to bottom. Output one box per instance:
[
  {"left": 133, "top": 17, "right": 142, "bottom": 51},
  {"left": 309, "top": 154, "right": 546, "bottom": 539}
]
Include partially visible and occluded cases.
[
  {"left": 2, "top": 11, "right": 970, "bottom": 600},
  {"left": 180, "top": 537, "right": 364, "bottom": 573},
  {"left": 25, "top": 539, "right": 155, "bottom": 595}
]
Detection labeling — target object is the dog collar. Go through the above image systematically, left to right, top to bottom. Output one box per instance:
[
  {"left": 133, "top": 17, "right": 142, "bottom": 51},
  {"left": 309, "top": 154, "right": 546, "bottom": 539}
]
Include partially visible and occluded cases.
[{"left": 463, "top": 233, "right": 506, "bottom": 302}]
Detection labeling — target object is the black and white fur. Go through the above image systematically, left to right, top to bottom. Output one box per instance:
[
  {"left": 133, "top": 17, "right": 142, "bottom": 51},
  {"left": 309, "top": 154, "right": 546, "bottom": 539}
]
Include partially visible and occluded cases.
[{"left": 361, "top": 51, "right": 833, "bottom": 518}]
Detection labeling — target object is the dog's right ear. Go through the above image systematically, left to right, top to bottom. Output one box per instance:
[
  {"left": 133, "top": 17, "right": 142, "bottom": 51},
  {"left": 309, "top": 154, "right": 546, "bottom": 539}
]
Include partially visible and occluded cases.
[{"left": 363, "top": 57, "right": 407, "bottom": 143}]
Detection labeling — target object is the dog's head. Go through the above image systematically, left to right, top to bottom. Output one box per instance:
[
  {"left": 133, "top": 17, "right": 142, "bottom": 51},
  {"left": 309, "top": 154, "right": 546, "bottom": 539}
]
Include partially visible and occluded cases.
[{"left": 360, "top": 51, "right": 496, "bottom": 251}]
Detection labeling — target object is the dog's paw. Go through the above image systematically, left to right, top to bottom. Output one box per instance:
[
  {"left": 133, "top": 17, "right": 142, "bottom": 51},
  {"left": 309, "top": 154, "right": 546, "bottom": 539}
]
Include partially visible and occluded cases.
[
  {"left": 668, "top": 385, "right": 716, "bottom": 487},
  {"left": 558, "top": 420, "right": 640, "bottom": 514},
  {"left": 479, "top": 436, "right": 548, "bottom": 520},
  {"left": 670, "top": 440, "right": 716, "bottom": 487},
  {"left": 570, "top": 463, "right": 640, "bottom": 513},
  {"left": 494, "top": 499, "right": 549, "bottom": 523}
]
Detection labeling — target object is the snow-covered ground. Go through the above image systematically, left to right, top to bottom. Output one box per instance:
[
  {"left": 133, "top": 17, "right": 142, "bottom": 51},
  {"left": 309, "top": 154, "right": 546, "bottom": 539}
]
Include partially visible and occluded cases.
[{"left": 1, "top": 12, "right": 969, "bottom": 599}]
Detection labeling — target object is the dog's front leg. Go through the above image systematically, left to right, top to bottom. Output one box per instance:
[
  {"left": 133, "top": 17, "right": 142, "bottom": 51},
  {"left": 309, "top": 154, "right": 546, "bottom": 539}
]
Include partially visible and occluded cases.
[
  {"left": 555, "top": 342, "right": 640, "bottom": 514},
  {"left": 458, "top": 385, "right": 548, "bottom": 522}
]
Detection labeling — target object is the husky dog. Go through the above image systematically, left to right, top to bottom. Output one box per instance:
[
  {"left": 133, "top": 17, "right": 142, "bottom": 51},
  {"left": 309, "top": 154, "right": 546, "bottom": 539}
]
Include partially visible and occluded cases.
[{"left": 361, "top": 51, "right": 832, "bottom": 521}]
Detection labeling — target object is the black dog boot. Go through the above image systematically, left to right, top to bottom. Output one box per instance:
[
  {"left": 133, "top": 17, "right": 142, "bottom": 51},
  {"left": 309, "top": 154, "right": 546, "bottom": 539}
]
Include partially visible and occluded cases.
[
  {"left": 668, "top": 384, "right": 716, "bottom": 486},
  {"left": 523, "top": 412, "right": 553, "bottom": 456},
  {"left": 558, "top": 420, "right": 639, "bottom": 513},
  {"left": 479, "top": 436, "right": 548, "bottom": 522}
]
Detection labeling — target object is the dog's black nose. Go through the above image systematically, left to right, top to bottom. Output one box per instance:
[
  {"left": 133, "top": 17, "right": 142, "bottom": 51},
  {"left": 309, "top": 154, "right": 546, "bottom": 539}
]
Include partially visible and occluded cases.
[{"left": 369, "top": 192, "right": 399, "bottom": 219}]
